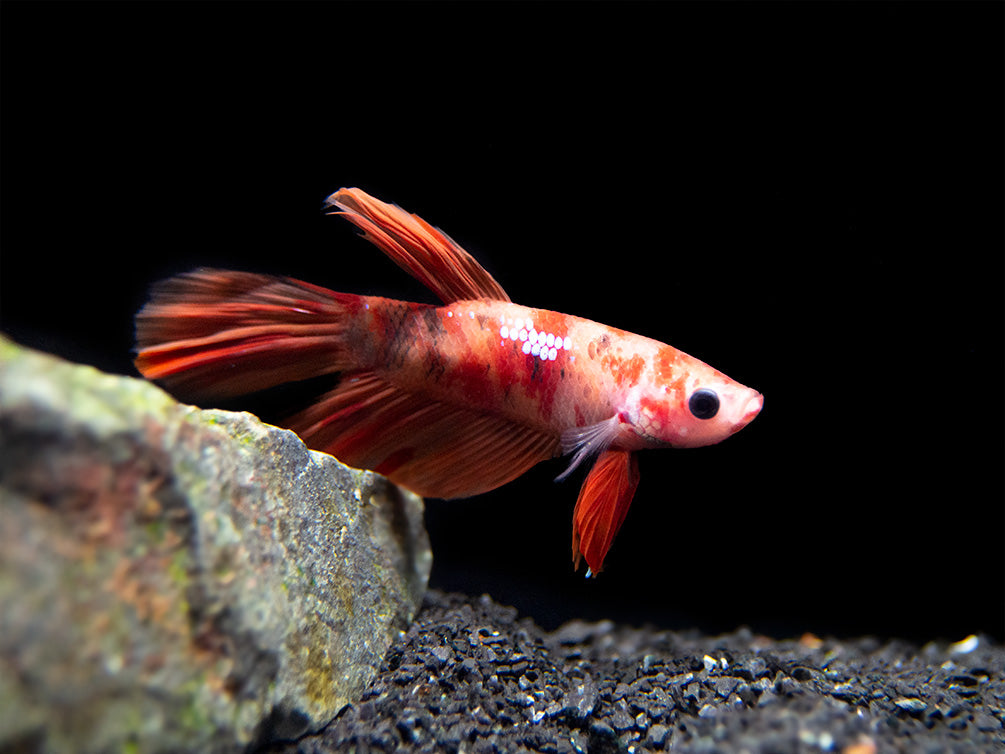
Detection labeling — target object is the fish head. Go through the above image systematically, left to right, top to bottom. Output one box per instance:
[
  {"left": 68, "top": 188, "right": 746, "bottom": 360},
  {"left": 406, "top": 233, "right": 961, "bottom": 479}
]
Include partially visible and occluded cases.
[{"left": 632, "top": 348, "right": 762, "bottom": 449}]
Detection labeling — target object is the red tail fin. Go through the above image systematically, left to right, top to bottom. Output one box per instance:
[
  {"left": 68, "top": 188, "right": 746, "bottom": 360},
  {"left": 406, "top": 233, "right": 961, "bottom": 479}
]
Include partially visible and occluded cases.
[
  {"left": 325, "top": 188, "right": 510, "bottom": 303},
  {"left": 135, "top": 269, "right": 356, "bottom": 399},
  {"left": 572, "top": 449, "right": 640, "bottom": 575}
]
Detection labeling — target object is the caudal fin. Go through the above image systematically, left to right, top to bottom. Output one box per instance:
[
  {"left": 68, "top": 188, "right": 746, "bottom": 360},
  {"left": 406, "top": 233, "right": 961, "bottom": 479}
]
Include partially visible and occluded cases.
[{"left": 135, "top": 268, "right": 357, "bottom": 400}]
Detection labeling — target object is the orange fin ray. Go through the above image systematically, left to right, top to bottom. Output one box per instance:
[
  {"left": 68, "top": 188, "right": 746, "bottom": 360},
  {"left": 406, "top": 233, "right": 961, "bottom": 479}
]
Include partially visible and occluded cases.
[
  {"left": 325, "top": 188, "right": 510, "bottom": 304},
  {"left": 135, "top": 269, "right": 357, "bottom": 399},
  {"left": 289, "top": 373, "right": 560, "bottom": 499},
  {"left": 572, "top": 449, "right": 640, "bottom": 575}
]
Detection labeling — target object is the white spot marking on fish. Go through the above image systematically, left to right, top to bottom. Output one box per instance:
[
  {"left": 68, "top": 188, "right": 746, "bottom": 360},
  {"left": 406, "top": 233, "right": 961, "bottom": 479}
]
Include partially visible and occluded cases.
[
  {"left": 514, "top": 318, "right": 523, "bottom": 330},
  {"left": 500, "top": 325, "right": 509, "bottom": 338},
  {"left": 510, "top": 328, "right": 519, "bottom": 341},
  {"left": 519, "top": 328, "right": 528, "bottom": 341},
  {"left": 546, "top": 333, "right": 555, "bottom": 347},
  {"left": 554, "top": 336, "right": 563, "bottom": 349},
  {"left": 522, "top": 341, "right": 532, "bottom": 354},
  {"left": 531, "top": 343, "right": 541, "bottom": 356},
  {"left": 548, "top": 347, "right": 558, "bottom": 361}
]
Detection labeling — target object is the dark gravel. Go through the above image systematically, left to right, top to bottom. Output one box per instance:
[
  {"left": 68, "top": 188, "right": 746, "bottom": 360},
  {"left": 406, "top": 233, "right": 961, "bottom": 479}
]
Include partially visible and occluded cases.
[{"left": 265, "top": 590, "right": 1004, "bottom": 753}]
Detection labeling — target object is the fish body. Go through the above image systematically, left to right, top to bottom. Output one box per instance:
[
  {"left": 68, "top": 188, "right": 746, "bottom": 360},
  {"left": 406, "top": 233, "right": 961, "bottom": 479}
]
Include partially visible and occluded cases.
[
  {"left": 136, "top": 188, "right": 762, "bottom": 573},
  {"left": 331, "top": 295, "right": 758, "bottom": 452}
]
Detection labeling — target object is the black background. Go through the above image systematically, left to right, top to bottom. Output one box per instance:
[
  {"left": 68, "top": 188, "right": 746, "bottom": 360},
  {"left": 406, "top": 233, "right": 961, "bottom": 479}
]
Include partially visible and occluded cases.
[{"left": 2, "top": 2, "right": 1002, "bottom": 643}]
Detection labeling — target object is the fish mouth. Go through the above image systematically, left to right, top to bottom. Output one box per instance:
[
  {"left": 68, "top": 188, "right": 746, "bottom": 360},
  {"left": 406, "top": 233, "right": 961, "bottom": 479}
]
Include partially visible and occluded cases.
[{"left": 731, "top": 392, "right": 763, "bottom": 434}]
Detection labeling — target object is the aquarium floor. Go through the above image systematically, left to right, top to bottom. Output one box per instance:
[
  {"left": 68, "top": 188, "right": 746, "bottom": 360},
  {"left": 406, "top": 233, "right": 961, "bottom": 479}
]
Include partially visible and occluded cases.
[{"left": 264, "top": 589, "right": 1003, "bottom": 753}]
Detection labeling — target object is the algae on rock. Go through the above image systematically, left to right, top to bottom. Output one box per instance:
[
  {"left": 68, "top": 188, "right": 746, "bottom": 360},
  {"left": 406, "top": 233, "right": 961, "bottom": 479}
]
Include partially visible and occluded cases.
[{"left": 0, "top": 334, "right": 432, "bottom": 753}]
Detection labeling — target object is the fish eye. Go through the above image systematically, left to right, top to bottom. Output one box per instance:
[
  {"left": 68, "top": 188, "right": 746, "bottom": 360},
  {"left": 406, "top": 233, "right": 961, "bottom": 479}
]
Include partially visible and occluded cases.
[{"left": 688, "top": 388, "right": 720, "bottom": 420}]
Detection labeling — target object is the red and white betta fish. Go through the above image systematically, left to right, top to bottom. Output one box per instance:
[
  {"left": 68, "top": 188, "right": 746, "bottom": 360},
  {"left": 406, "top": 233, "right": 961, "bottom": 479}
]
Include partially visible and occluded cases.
[{"left": 135, "top": 188, "right": 762, "bottom": 575}]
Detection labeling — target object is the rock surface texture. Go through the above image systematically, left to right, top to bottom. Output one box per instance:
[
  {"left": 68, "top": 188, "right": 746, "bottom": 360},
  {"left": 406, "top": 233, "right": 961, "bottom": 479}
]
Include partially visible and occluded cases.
[
  {"left": 0, "top": 335, "right": 432, "bottom": 753},
  {"left": 271, "top": 591, "right": 1004, "bottom": 754}
]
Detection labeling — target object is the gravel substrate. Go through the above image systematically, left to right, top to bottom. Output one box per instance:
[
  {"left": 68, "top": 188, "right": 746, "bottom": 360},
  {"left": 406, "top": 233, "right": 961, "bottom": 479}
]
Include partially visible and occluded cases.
[{"left": 266, "top": 590, "right": 1004, "bottom": 753}]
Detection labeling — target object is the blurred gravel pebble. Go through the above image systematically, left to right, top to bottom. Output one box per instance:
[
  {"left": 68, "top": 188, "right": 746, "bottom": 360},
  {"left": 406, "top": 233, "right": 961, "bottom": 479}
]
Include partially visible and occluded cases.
[{"left": 264, "top": 590, "right": 1004, "bottom": 753}]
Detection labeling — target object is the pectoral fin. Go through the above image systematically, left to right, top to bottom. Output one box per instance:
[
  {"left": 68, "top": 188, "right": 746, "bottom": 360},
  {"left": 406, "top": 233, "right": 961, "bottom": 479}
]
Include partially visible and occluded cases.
[{"left": 571, "top": 449, "right": 640, "bottom": 575}]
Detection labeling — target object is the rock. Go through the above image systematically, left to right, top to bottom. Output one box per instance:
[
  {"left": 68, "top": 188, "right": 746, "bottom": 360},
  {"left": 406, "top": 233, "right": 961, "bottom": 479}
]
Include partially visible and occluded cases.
[
  {"left": 0, "top": 335, "right": 432, "bottom": 753},
  {"left": 894, "top": 697, "right": 928, "bottom": 715},
  {"left": 645, "top": 722, "right": 670, "bottom": 747}
]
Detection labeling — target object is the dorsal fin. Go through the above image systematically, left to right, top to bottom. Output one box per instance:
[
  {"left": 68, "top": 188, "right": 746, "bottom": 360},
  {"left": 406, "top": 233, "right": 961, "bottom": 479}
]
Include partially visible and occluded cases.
[{"left": 325, "top": 188, "right": 510, "bottom": 304}]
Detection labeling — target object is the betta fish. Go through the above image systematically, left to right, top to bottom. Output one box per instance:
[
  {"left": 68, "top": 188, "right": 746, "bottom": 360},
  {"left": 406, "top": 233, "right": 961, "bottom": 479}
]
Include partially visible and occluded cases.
[{"left": 135, "top": 188, "right": 762, "bottom": 575}]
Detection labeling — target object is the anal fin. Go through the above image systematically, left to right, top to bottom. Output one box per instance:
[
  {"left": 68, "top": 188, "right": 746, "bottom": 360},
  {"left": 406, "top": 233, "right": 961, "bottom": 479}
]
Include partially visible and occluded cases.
[
  {"left": 288, "top": 373, "right": 560, "bottom": 499},
  {"left": 572, "top": 449, "right": 640, "bottom": 575}
]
